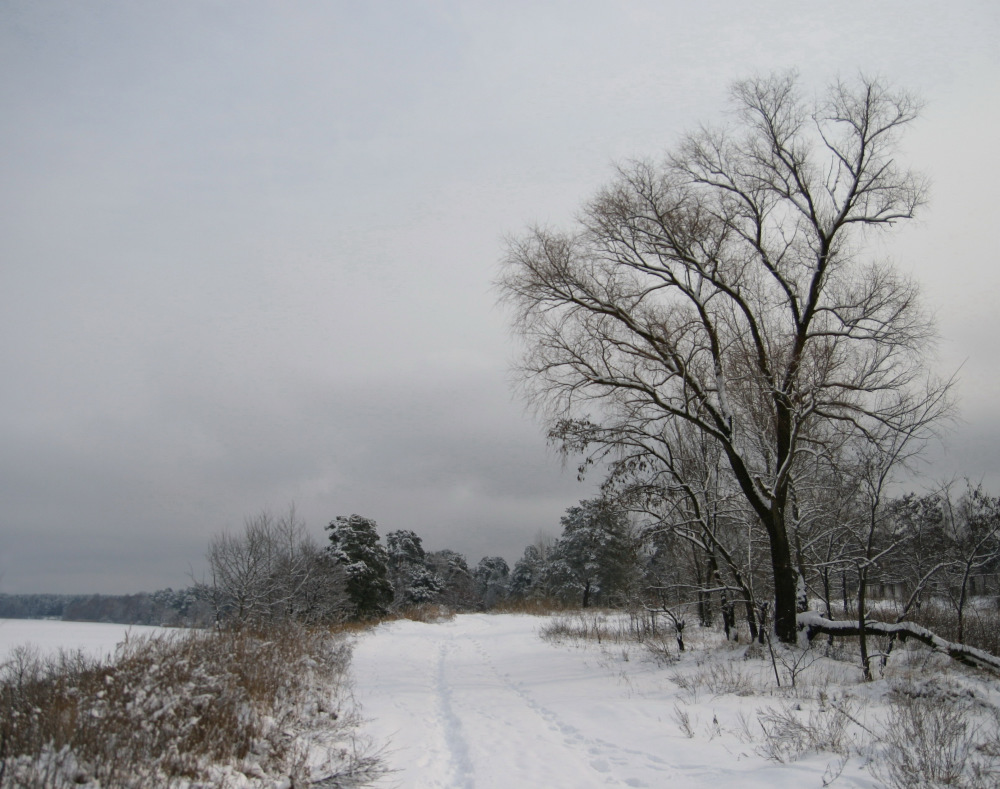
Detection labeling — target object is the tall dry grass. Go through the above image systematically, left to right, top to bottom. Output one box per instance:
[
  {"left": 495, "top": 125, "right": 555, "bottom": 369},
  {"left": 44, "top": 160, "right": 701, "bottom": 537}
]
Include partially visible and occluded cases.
[{"left": 0, "top": 622, "right": 382, "bottom": 788}]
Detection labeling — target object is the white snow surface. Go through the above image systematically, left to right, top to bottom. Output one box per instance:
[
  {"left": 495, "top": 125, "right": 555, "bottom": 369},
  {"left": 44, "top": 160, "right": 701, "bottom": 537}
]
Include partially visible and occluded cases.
[
  {"left": 352, "top": 613, "right": 876, "bottom": 788},
  {"left": 0, "top": 618, "right": 167, "bottom": 660}
]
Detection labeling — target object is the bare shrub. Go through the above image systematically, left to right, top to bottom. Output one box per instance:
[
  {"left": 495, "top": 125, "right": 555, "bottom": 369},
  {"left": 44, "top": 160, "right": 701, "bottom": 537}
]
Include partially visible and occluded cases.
[
  {"left": 491, "top": 596, "right": 572, "bottom": 615},
  {"left": 904, "top": 600, "right": 1000, "bottom": 658},
  {"left": 539, "top": 612, "right": 623, "bottom": 644},
  {"left": 645, "top": 634, "right": 679, "bottom": 666},
  {"left": 770, "top": 643, "right": 822, "bottom": 689},
  {"left": 670, "top": 661, "right": 758, "bottom": 702},
  {"left": 872, "top": 686, "right": 1000, "bottom": 788},
  {"left": 755, "top": 702, "right": 855, "bottom": 763},
  {"left": 672, "top": 704, "right": 695, "bottom": 738}
]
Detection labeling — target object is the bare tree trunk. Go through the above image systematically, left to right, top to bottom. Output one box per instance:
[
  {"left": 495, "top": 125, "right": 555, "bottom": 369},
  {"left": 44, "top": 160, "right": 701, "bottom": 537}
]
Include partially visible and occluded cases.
[
  {"left": 769, "top": 522, "right": 799, "bottom": 643},
  {"left": 691, "top": 543, "right": 712, "bottom": 627},
  {"left": 709, "top": 551, "right": 734, "bottom": 640},
  {"left": 821, "top": 566, "right": 832, "bottom": 618},
  {"left": 957, "top": 566, "right": 971, "bottom": 643},
  {"left": 842, "top": 569, "right": 851, "bottom": 616},
  {"left": 857, "top": 569, "right": 872, "bottom": 680},
  {"left": 744, "top": 600, "right": 759, "bottom": 642}
]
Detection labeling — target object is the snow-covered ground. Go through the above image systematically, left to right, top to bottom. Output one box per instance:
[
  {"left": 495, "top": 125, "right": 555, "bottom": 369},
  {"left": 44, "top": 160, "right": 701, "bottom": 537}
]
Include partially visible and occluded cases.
[
  {"left": 352, "top": 613, "right": 888, "bottom": 788},
  {"left": 6, "top": 614, "right": 997, "bottom": 786},
  {"left": 0, "top": 618, "right": 168, "bottom": 660}
]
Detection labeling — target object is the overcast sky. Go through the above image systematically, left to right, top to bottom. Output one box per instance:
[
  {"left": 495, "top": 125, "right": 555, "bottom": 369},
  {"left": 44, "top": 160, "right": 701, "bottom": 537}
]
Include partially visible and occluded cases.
[{"left": 1, "top": 2, "right": 998, "bottom": 594}]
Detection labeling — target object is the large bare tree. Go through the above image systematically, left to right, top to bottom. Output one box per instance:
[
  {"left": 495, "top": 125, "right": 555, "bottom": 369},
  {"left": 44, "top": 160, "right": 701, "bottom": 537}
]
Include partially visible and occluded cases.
[{"left": 499, "top": 73, "right": 950, "bottom": 642}]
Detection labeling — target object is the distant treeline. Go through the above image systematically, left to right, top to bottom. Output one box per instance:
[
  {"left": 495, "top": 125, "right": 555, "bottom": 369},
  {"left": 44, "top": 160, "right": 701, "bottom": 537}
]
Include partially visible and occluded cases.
[{"left": 0, "top": 588, "right": 213, "bottom": 627}]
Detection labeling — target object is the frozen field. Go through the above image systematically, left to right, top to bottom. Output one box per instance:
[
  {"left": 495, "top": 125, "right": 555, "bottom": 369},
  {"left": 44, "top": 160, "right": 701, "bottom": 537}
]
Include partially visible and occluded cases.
[
  {"left": 351, "top": 613, "right": 885, "bottom": 788},
  {"left": 0, "top": 618, "right": 168, "bottom": 660}
]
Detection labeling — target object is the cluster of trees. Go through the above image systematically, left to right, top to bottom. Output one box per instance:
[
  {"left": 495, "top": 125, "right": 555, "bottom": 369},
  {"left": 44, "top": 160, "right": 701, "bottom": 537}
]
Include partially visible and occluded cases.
[
  {"left": 498, "top": 71, "right": 956, "bottom": 644},
  {"left": 653, "top": 479, "right": 999, "bottom": 635},
  {"left": 502, "top": 482, "right": 1000, "bottom": 677},
  {"left": 836, "top": 485, "right": 1000, "bottom": 638},
  {"left": 509, "top": 499, "right": 638, "bottom": 608},
  {"left": 202, "top": 502, "right": 673, "bottom": 625},
  {"left": 312, "top": 503, "right": 648, "bottom": 618},
  {"left": 202, "top": 507, "right": 351, "bottom": 627},
  {"left": 202, "top": 509, "right": 518, "bottom": 625},
  {"left": 325, "top": 514, "right": 518, "bottom": 617},
  {"left": 0, "top": 589, "right": 211, "bottom": 627}
]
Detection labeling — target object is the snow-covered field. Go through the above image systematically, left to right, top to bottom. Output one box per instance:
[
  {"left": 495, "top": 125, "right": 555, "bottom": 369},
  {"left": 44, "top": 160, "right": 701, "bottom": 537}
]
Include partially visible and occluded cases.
[
  {"left": 352, "top": 613, "right": 892, "bottom": 788},
  {"left": 5, "top": 614, "right": 998, "bottom": 787},
  {"left": 0, "top": 618, "right": 168, "bottom": 660}
]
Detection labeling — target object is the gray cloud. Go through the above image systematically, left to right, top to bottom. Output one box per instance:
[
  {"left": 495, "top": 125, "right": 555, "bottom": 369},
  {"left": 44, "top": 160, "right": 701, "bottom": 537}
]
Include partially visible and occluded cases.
[{"left": 1, "top": 1, "right": 998, "bottom": 593}]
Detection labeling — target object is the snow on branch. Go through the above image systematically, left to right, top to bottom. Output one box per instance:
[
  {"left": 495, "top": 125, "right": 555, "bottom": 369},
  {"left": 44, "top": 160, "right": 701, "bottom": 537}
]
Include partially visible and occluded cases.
[{"left": 797, "top": 611, "right": 1000, "bottom": 672}]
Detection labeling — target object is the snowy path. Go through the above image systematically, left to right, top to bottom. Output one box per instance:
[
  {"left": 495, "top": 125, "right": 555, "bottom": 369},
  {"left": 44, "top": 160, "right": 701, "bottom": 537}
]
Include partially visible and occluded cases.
[{"left": 351, "top": 614, "right": 856, "bottom": 789}]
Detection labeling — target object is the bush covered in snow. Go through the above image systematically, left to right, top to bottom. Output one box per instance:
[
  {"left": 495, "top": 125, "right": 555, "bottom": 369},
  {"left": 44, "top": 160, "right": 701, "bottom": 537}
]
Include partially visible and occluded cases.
[{"left": 0, "top": 622, "right": 382, "bottom": 788}]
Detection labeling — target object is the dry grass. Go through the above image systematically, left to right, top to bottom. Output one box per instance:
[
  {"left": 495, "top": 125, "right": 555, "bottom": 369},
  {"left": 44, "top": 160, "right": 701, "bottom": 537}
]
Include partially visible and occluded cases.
[
  {"left": 491, "top": 597, "right": 574, "bottom": 615},
  {"left": 386, "top": 604, "right": 456, "bottom": 623},
  {"left": 538, "top": 609, "right": 666, "bottom": 645},
  {"left": 0, "top": 622, "right": 383, "bottom": 788},
  {"left": 670, "top": 661, "right": 759, "bottom": 701}
]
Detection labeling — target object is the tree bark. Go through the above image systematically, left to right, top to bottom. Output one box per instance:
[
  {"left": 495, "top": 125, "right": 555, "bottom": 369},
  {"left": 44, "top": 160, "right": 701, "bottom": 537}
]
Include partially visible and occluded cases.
[{"left": 768, "top": 519, "right": 799, "bottom": 643}]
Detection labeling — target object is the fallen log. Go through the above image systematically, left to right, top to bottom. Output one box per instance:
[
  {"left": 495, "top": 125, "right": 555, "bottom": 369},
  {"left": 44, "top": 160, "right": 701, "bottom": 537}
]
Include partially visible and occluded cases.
[{"left": 796, "top": 611, "right": 1000, "bottom": 673}]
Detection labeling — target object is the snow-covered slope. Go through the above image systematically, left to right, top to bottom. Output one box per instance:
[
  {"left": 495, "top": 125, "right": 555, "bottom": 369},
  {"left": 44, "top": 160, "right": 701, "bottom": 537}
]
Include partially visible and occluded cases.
[
  {"left": 351, "top": 613, "right": 875, "bottom": 788},
  {"left": 0, "top": 618, "right": 167, "bottom": 659}
]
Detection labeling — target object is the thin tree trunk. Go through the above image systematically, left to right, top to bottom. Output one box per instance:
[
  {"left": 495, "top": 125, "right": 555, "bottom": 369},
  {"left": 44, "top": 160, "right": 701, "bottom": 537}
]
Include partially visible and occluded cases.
[
  {"left": 957, "top": 565, "right": 971, "bottom": 643},
  {"left": 858, "top": 569, "right": 871, "bottom": 681},
  {"left": 745, "top": 599, "right": 759, "bottom": 643}
]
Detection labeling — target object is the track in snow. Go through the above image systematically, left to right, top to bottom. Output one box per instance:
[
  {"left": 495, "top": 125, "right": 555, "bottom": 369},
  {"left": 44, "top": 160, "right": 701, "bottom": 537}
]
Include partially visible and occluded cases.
[
  {"left": 351, "top": 613, "right": 856, "bottom": 789},
  {"left": 351, "top": 614, "right": 677, "bottom": 788}
]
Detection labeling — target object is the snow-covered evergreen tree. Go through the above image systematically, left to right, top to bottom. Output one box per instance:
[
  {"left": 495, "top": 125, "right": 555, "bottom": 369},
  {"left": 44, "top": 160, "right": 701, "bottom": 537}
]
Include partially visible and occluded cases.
[
  {"left": 544, "top": 499, "right": 638, "bottom": 607},
  {"left": 326, "top": 514, "right": 394, "bottom": 618},
  {"left": 386, "top": 529, "right": 445, "bottom": 607},
  {"left": 386, "top": 529, "right": 426, "bottom": 566},
  {"left": 508, "top": 546, "right": 541, "bottom": 599},
  {"left": 426, "top": 549, "right": 477, "bottom": 608},
  {"left": 473, "top": 556, "right": 510, "bottom": 609}
]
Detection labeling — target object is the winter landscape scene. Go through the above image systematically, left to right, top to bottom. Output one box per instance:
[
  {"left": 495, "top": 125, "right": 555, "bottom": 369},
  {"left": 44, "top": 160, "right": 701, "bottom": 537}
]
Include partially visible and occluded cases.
[{"left": 2, "top": 2, "right": 1000, "bottom": 788}]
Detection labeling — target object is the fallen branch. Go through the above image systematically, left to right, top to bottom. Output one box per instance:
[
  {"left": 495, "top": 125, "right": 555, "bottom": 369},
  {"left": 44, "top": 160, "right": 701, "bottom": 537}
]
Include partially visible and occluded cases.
[{"left": 797, "top": 611, "right": 1000, "bottom": 673}]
